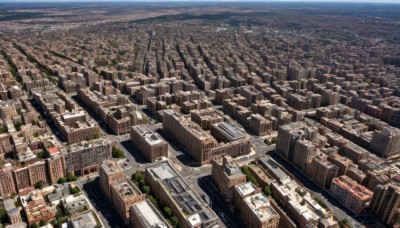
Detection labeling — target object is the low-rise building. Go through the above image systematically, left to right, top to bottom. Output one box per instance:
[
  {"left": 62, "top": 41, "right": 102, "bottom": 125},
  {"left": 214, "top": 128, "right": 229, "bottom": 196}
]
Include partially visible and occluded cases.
[{"left": 62, "top": 193, "right": 90, "bottom": 215}]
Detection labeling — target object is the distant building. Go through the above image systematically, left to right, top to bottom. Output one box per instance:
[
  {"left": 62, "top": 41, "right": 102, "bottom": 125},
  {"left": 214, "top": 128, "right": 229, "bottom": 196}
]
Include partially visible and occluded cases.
[{"left": 163, "top": 109, "right": 250, "bottom": 165}]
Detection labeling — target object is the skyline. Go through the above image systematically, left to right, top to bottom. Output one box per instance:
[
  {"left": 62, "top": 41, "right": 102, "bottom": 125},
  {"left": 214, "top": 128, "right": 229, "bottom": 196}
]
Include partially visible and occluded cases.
[{"left": 1, "top": 0, "right": 400, "bottom": 3}]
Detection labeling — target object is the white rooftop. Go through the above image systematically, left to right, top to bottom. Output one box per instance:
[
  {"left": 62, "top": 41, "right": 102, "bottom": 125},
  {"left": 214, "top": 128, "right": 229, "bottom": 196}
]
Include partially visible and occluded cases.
[
  {"left": 236, "top": 182, "right": 256, "bottom": 196},
  {"left": 132, "top": 200, "right": 168, "bottom": 228}
]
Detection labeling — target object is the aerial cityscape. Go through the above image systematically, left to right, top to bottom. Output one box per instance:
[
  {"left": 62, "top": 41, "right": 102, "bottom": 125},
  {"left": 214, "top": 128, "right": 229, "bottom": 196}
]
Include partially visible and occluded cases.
[{"left": 0, "top": 1, "right": 400, "bottom": 228}]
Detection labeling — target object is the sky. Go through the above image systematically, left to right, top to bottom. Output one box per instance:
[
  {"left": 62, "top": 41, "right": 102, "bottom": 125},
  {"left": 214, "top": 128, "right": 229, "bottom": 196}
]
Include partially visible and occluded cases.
[{"left": 1, "top": 0, "right": 400, "bottom": 3}]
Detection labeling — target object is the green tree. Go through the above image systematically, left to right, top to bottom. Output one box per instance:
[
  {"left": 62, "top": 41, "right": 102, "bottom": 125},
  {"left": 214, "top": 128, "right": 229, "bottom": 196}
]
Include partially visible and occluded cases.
[
  {"left": 14, "top": 120, "right": 23, "bottom": 131},
  {"left": 0, "top": 126, "right": 7, "bottom": 133},
  {"left": 33, "top": 132, "right": 39, "bottom": 137},
  {"left": 112, "top": 147, "right": 126, "bottom": 158},
  {"left": 241, "top": 166, "right": 260, "bottom": 187},
  {"left": 132, "top": 171, "right": 144, "bottom": 182},
  {"left": 66, "top": 173, "right": 77, "bottom": 182},
  {"left": 57, "top": 177, "right": 66, "bottom": 184},
  {"left": 34, "top": 181, "right": 44, "bottom": 189},
  {"left": 142, "top": 185, "right": 151, "bottom": 195},
  {"left": 264, "top": 185, "right": 271, "bottom": 196},
  {"left": 69, "top": 186, "right": 81, "bottom": 194},
  {"left": 148, "top": 195, "right": 158, "bottom": 208},
  {"left": 83, "top": 206, "right": 89, "bottom": 211},
  {"left": 163, "top": 207, "right": 172, "bottom": 218},
  {"left": 0, "top": 208, "right": 7, "bottom": 223},
  {"left": 57, "top": 216, "right": 67, "bottom": 225},
  {"left": 170, "top": 216, "right": 179, "bottom": 227},
  {"left": 341, "top": 218, "right": 349, "bottom": 225},
  {"left": 39, "top": 219, "right": 47, "bottom": 226},
  {"left": 30, "top": 222, "right": 39, "bottom": 228}
]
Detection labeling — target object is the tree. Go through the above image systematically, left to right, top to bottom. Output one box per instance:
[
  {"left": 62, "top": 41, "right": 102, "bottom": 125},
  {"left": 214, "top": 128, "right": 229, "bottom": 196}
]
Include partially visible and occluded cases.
[
  {"left": 14, "top": 120, "right": 23, "bottom": 131},
  {"left": 0, "top": 126, "right": 7, "bottom": 133},
  {"left": 33, "top": 132, "right": 39, "bottom": 137},
  {"left": 112, "top": 147, "right": 126, "bottom": 158},
  {"left": 241, "top": 166, "right": 260, "bottom": 187},
  {"left": 132, "top": 171, "right": 144, "bottom": 182},
  {"left": 66, "top": 173, "right": 77, "bottom": 182},
  {"left": 57, "top": 177, "right": 66, "bottom": 184},
  {"left": 34, "top": 181, "right": 44, "bottom": 189},
  {"left": 142, "top": 185, "right": 151, "bottom": 195},
  {"left": 264, "top": 185, "right": 271, "bottom": 196},
  {"left": 69, "top": 186, "right": 80, "bottom": 194},
  {"left": 148, "top": 195, "right": 158, "bottom": 208},
  {"left": 83, "top": 206, "right": 89, "bottom": 211},
  {"left": 163, "top": 207, "right": 172, "bottom": 218},
  {"left": 0, "top": 208, "right": 7, "bottom": 224},
  {"left": 57, "top": 216, "right": 67, "bottom": 225},
  {"left": 170, "top": 216, "right": 179, "bottom": 227},
  {"left": 341, "top": 218, "right": 349, "bottom": 225},
  {"left": 39, "top": 219, "right": 47, "bottom": 226},
  {"left": 30, "top": 223, "right": 39, "bottom": 228}
]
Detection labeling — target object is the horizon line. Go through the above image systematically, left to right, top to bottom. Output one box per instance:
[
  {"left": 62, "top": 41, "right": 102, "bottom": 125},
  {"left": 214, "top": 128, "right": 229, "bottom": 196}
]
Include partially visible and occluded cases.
[{"left": 1, "top": 0, "right": 400, "bottom": 3}]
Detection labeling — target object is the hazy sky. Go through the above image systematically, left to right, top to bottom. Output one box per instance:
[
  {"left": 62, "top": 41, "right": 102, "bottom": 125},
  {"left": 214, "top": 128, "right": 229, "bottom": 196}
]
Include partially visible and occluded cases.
[{"left": 1, "top": 0, "right": 400, "bottom": 3}]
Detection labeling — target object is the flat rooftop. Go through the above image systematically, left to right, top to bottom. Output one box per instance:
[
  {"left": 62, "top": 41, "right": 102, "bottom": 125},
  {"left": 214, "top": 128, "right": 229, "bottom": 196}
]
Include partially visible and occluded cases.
[
  {"left": 213, "top": 122, "right": 246, "bottom": 141},
  {"left": 132, "top": 124, "right": 165, "bottom": 146},
  {"left": 259, "top": 156, "right": 288, "bottom": 182},
  {"left": 101, "top": 160, "right": 123, "bottom": 176},
  {"left": 147, "top": 162, "right": 218, "bottom": 227},
  {"left": 148, "top": 162, "right": 177, "bottom": 180},
  {"left": 112, "top": 180, "right": 141, "bottom": 198},
  {"left": 236, "top": 182, "right": 257, "bottom": 196},
  {"left": 244, "top": 193, "right": 279, "bottom": 222},
  {"left": 131, "top": 199, "right": 169, "bottom": 228}
]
